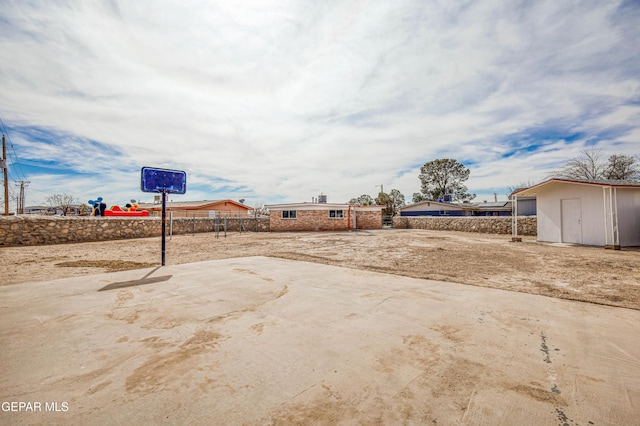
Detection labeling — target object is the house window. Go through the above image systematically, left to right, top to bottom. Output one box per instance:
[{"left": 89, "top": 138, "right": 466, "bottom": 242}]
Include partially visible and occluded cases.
[
  {"left": 282, "top": 210, "right": 297, "bottom": 219},
  {"left": 329, "top": 210, "right": 344, "bottom": 218},
  {"left": 439, "top": 210, "right": 450, "bottom": 216}
]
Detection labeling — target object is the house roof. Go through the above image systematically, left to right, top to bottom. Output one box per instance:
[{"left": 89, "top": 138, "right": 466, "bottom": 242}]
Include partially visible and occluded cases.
[
  {"left": 516, "top": 178, "right": 640, "bottom": 196},
  {"left": 137, "top": 199, "right": 253, "bottom": 210},
  {"left": 399, "top": 200, "right": 512, "bottom": 211},
  {"left": 400, "top": 200, "right": 476, "bottom": 211},
  {"left": 476, "top": 201, "right": 510, "bottom": 209},
  {"left": 266, "top": 202, "right": 384, "bottom": 211}
]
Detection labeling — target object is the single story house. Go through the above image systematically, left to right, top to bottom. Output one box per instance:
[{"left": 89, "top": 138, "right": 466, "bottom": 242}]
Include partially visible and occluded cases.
[
  {"left": 516, "top": 178, "right": 640, "bottom": 248},
  {"left": 508, "top": 190, "right": 537, "bottom": 216},
  {"left": 137, "top": 199, "right": 253, "bottom": 218},
  {"left": 399, "top": 200, "right": 513, "bottom": 217},
  {"left": 399, "top": 201, "right": 476, "bottom": 216},
  {"left": 475, "top": 201, "right": 513, "bottom": 216},
  {"left": 265, "top": 202, "right": 385, "bottom": 231},
  {"left": 23, "top": 205, "right": 51, "bottom": 215}
]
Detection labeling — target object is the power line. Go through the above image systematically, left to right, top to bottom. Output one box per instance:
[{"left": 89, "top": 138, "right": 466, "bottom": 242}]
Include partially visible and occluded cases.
[{"left": 0, "top": 116, "right": 28, "bottom": 182}]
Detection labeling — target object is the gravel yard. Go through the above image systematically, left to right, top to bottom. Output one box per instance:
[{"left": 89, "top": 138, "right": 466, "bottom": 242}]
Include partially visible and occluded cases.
[{"left": 3, "top": 229, "right": 639, "bottom": 310}]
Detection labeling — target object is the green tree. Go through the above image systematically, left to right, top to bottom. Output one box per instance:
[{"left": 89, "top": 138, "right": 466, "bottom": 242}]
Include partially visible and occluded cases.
[
  {"left": 418, "top": 159, "right": 475, "bottom": 202},
  {"left": 374, "top": 189, "right": 405, "bottom": 216},
  {"left": 388, "top": 189, "right": 405, "bottom": 216},
  {"left": 412, "top": 192, "right": 426, "bottom": 203},
  {"left": 348, "top": 194, "right": 375, "bottom": 205}
]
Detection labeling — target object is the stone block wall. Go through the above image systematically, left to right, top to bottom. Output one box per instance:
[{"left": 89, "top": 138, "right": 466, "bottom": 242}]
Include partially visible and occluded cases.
[
  {"left": 0, "top": 215, "right": 535, "bottom": 247},
  {"left": 0, "top": 216, "right": 270, "bottom": 247},
  {"left": 393, "top": 216, "right": 537, "bottom": 236}
]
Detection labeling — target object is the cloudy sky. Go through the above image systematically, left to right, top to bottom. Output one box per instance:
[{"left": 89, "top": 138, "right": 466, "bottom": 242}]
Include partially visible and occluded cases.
[{"left": 1, "top": 0, "right": 639, "bottom": 210}]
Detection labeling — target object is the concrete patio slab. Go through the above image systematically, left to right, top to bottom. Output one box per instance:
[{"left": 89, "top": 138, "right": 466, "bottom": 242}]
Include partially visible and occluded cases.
[{"left": 1, "top": 256, "right": 638, "bottom": 425}]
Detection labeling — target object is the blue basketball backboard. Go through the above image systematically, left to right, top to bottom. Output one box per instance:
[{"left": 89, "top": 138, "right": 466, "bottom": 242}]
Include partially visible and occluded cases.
[{"left": 141, "top": 167, "right": 187, "bottom": 194}]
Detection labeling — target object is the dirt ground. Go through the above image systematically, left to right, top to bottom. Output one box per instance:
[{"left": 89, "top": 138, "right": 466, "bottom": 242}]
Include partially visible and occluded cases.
[{"left": 2, "top": 229, "right": 639, "bottom": 311}]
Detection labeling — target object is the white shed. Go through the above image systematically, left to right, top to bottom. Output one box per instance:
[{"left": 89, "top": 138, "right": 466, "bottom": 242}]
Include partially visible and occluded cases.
[{"left": 516, "top": 178, "right": 640, "bottom": 248}]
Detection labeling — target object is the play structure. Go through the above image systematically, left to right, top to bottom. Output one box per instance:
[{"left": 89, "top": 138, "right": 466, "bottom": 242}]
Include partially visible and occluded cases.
[
  {"left": 88, "top": 197, "right": 149, "bottom": 217},
  {"left": 104, "top": 205, "right": 149, "bottom": 217}
]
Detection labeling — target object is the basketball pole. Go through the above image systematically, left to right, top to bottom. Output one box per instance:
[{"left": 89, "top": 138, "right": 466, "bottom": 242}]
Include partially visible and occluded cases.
[
  {"left": 141, "top": 167, "right": 185, "bottom": 267},
  {"left": 161, "top": 190, "right": 167, "bottom": 266}
]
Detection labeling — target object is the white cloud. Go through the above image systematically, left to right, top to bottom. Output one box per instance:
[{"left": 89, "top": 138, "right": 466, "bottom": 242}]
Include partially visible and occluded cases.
[{"left": 1, "top": 0, "right": 638, "bottom": 208}]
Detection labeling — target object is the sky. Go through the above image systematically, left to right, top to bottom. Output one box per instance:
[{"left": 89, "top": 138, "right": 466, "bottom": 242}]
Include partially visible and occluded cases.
[{"left": 1, "top": 0, "right": 639, "bottom": 211}]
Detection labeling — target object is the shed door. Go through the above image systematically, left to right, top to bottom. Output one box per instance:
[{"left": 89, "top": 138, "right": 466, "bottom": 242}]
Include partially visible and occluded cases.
[{"left": 561, "top": 198, "right": 582, "bottom": 244}]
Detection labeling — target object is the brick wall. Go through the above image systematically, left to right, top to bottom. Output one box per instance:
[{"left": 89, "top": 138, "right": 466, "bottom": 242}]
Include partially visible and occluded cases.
[
  {"left": 270, "top": 209, "right": 383, "bottom": 231},
  {"left": 270, "top": 210, "right": 349, "bottom": 232},
  {"left": 354, "top": 210, "right": 383, "bottom": 229},
  {"left": 0, "top": 216, "right": 270, "bottom": 247},
  {"left": 393, "top": 216, "right": 537, "bottom": 236}
]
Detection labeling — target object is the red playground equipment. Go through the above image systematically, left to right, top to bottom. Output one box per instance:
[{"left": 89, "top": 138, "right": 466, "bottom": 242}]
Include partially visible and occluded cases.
[{"left": 104, "top": 205, "right": 149, "bottom": 217}]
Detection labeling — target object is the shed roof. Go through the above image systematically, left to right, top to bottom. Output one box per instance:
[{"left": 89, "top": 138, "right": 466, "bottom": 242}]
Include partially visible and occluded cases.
[{"left": 516, "top": 178, "right": 640, "bottom": 196}]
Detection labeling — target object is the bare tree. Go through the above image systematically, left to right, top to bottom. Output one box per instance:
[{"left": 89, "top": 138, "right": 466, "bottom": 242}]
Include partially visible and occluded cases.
[
  {"left": 554, "top": 149, "right": 606, "bottom": 180},
  {"left": 554, "top": 149, "right": 639, "bottom": 181},
  {"left": 605, "top": 155, "right": 639, "bottom": 180},
  {"left": 506, "top": 179, "right": 538, "bottom": 197},
  {"left": 46, "top": 193, "right": 79, "bottom": 216},
  {"left": 252, "top": 202, "right": 269, "bottom": 217}
]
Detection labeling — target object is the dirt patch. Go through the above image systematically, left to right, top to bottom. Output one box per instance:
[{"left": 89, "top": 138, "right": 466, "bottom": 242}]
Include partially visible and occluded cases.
[
  {"left": 2, "top": 229, "right": 639, "bottom": 310},
  {"left": 55, "top": 260, "right": 156, "bottom": 272},
  {"left": 125, "top": 329, "right": 225, "bottom": 394}
]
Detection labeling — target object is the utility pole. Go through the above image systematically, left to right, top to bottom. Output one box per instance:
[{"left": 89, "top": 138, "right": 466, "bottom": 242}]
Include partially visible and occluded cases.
[
  {"left": 2, "top": 134, "right": 8, "bottom": 216},
  {"left": 15, "top": 180, "right": 30, "bottom": 214}
]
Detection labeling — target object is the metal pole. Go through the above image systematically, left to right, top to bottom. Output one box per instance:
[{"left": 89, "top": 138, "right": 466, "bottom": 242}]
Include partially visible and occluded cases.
[
  {"left": 2, "top": 135, "right": 8, "bottom": 216},
  {"left": 609, "top": 186, "right": 615, "bottom": 247},
  {"left": 603, "top": 187, "right": 609, "bottom": 246},
  {"left": 613, "top": 187, "right": 619, "bottom": 248},
  {"left": 161, "top": 191, "right": 167, "bottom": 266},
  {"left": 513, "top": 196, "right": 518, "bottom": 238}
]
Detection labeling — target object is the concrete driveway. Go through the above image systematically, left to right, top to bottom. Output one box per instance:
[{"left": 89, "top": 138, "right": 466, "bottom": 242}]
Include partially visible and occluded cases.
[{"left": 1, "top": 256, "right": 638, "bottom": 425}]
